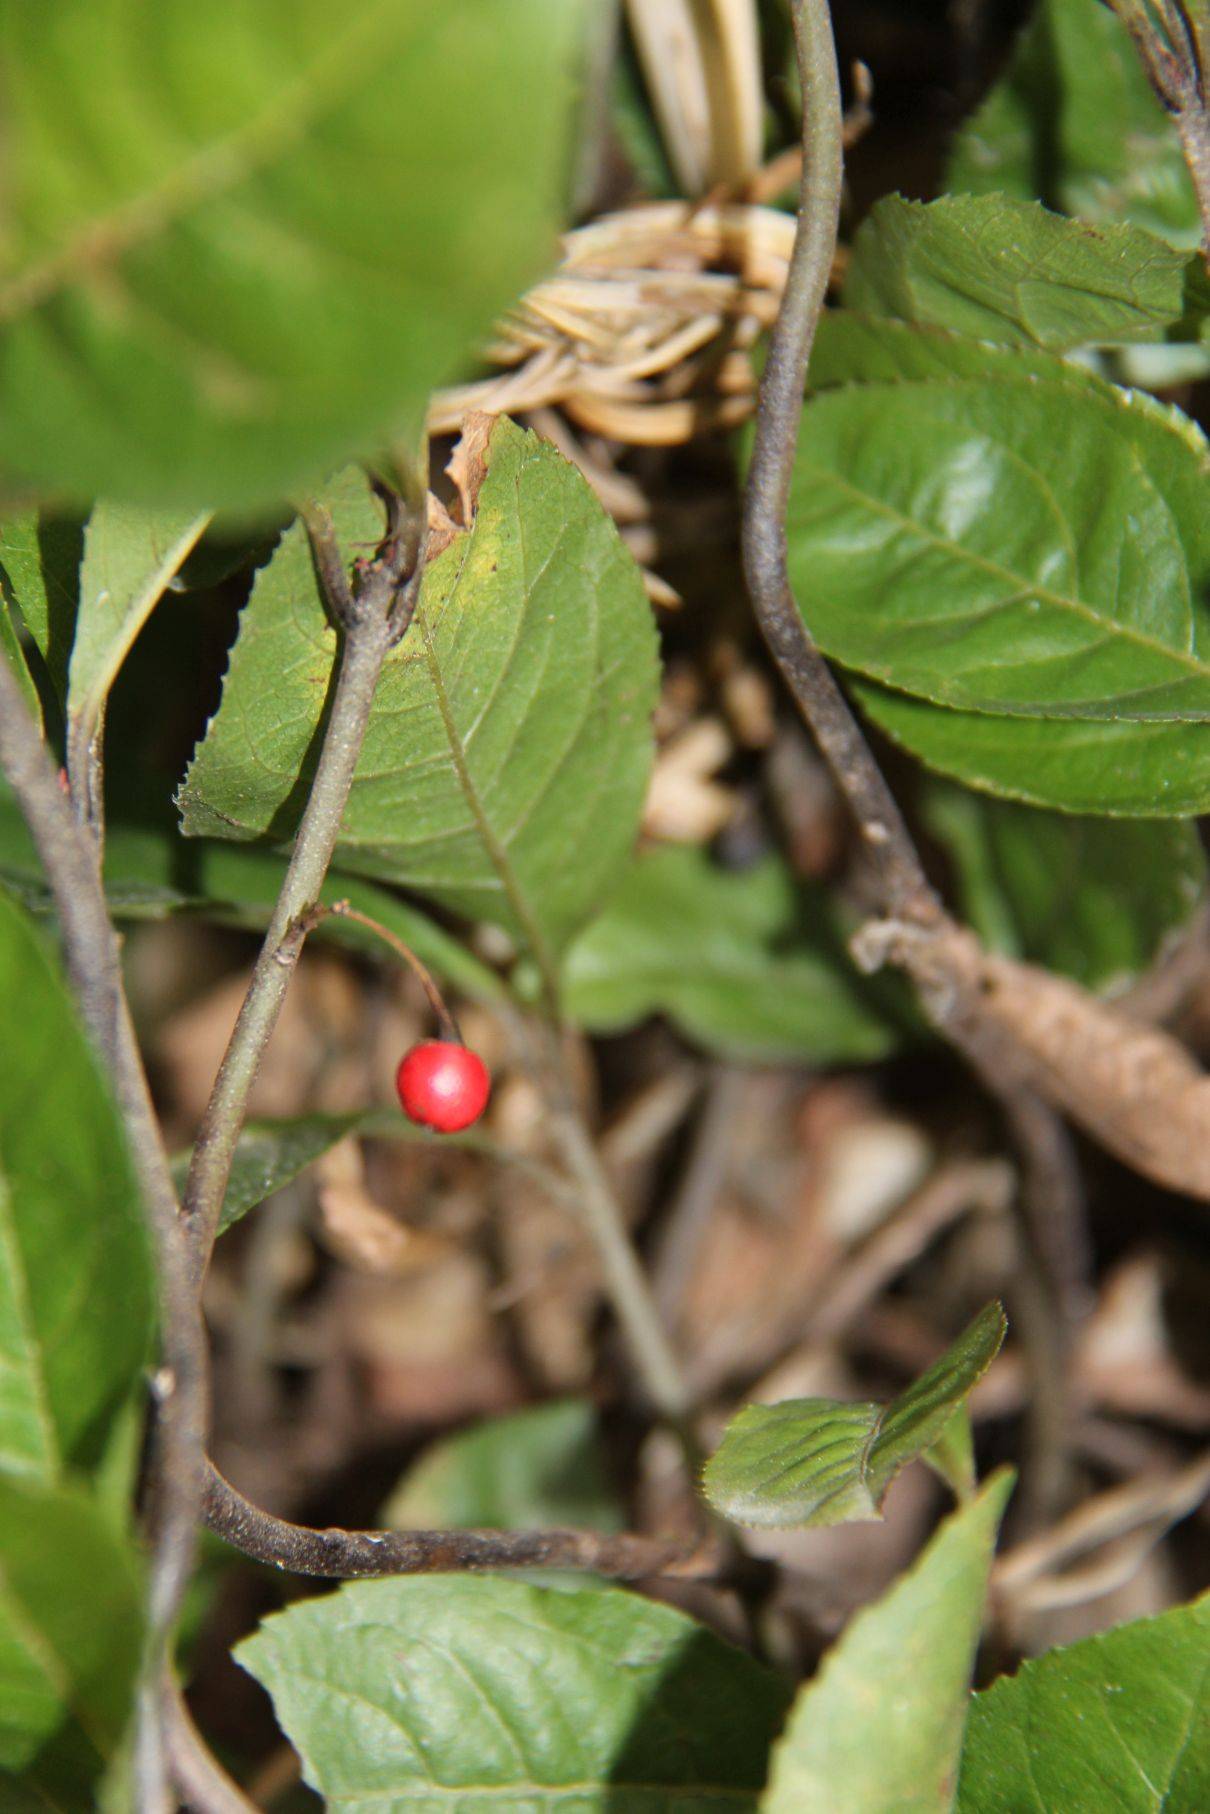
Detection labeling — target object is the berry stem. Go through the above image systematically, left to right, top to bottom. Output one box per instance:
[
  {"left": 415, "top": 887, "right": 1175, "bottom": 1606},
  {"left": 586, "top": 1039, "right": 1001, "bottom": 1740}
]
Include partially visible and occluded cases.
[{"left": 326, "top": 899, "right": 463, "bottom": 1043}]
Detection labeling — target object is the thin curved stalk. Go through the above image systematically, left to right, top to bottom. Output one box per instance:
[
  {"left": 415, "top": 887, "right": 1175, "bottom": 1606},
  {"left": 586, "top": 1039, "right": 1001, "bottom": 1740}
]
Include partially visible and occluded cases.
[
  {"left": 741, "top": 0, "right": 939, "bottom": 925},
  {"left": 203, "top": 1459, "right": 711, "bottom": 1579}
]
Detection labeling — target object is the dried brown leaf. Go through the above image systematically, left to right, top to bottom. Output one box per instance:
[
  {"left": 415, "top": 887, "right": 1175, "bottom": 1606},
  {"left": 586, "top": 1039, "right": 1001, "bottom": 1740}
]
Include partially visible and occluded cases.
[{"left": 854, "top": 918, "right": 1210, "bottom": 1202}]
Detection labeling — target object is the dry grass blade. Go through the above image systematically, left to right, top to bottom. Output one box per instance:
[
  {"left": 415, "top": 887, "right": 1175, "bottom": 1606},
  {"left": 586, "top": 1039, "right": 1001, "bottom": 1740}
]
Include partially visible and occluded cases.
[
  {"left": 623, "top": 0, "right": 762, "bottom": 194},
  {"left": 428, "top": 202, "right": 796, "bottom": 449},
  {"left": 993, "top": 1451, "right": 1210, "bottom": 1614}
]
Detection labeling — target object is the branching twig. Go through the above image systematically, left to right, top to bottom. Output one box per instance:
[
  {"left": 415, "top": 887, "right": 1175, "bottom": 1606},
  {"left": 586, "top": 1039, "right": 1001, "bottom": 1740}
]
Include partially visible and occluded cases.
[
  {"left": 181, "top": 504, "right": 422, "bottom": 1287},
  {"left": 0, "top": 652, "right": 208, "bottom": 1808},
  {"left": 203, "top": 1459, "right": 712, "bottom": 1580}
]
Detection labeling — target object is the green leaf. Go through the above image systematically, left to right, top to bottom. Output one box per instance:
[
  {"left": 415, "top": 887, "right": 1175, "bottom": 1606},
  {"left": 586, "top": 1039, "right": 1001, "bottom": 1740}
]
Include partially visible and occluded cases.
[
  {"left": 0, "top": 0, "right": 592, "bottom": 509},
  {"left": 946, "top": 0, "right": 1201, "bottom": 245},
  {"left": 844, "top": 194, "right": 1210, "bottom": 348},
  {"left": 809, "top": 311, "right": 1083, "bottom": 391},
  {"left": 786, "top": 375, "right": 1210, "bottom": 721},
  {"left": 179, "top": 420, "right": 660, "bottom": 959},
  {"left": 67, "top": 502, "right": 211, "bottom": 779},
  {"left": 0, "top": 510, "right": 81, "bottom": 700},
  {"left": 0, "top": 598, "right": 40, "bottom": 729},
  {"left": 852, "top": 678, "right": 1210, "bottom": 817},
  {"left": 922, "top": 780, "right": 1206, "bottom": 990},
  {"left": 0, "top": 784, "right": 504, "bottom": 1002},
  {"left": 557, "top": 844, "right": 901, "bottom": 1063},
  {"left": 0, "top": 888, "right": 154, "bottom": 1484},
  {"left": 171, "top": 1112, "right": 364, "bottom": 1236},
  {"left": 703, "top": 1303, "right": 1006, "bottom": 1529},
  {"left": 382, "top": 1400, "right": 623, "bottom": 1534},
  {"left": 922, "top": 1404, "right": 977, "bottom": 1504},
  {"left": 761, "top": 1471, "right": 1013, "bottom": 1814},
  {"left": 0, "top": 1475, "right": 144, "bottom": 1809},
  {"left": 237, "top": 1575, "right": 792, "bottom": 1811},
  {"left": 957, "top": 1595, "right": 1210, "bottom": 1811}
]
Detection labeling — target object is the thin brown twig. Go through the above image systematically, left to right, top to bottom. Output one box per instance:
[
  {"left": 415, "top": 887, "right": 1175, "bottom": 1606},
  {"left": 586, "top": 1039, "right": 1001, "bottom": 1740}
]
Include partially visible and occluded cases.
[
  {"left": 741, "top": 0, "right": 940, "bottom": 927},
  {"left": 741, "top": 0, "right": 1097, "bottom": 1523},
  {"left": 180, "top": 503, "right": 422, "bottom": 1289},
  {"left": 0, "top": 651, "right": 208, "bottom": 1808},
  {"left": 942, "top": 1027, "right": 1086, "bottom": 1529},
  {"left": 652, "top": 1064, "right": 747, "bottom": 1328},
  {"left": 806, "top": 1156, "right": 1014, "bottom": 1349},
  {"left": 993, "top": 1448, "right": 1210, "bottom": 1599},
  {"left": 202, "top": 1459, "right": 714, "bottom": 1580},
  {"left": 164, "top": 1677, "right": 260, "bottom": 1814}
]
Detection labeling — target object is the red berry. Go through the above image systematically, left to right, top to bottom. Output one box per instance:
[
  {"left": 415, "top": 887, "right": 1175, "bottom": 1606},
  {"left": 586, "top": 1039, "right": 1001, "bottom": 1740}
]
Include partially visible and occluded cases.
[{"left": 395, "top": 1040, "right": 491, "bottom": 1134}]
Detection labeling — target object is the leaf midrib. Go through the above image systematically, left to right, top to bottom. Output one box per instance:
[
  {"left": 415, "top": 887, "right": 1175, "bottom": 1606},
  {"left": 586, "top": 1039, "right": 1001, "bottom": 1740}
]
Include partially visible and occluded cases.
[{"left": 0, "top": 0, "right": 413, "bottom": 325}]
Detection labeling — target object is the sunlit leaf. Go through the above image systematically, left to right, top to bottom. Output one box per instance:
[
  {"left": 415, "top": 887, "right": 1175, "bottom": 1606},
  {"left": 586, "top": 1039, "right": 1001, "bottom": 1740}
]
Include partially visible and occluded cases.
[
  {"left": 845, "top": 194, "right": 1210, "bottom": 348},
  {"left": 787, "top": 375, "right": 1210, "bottom": 720},
  {"left": 179, "top": 420, "right": 660, "bottom": 959},
  {"left": 67, "top": 502, "right": 210, "bottom": 782},
  {"left": 852, "top": 679, "right": 1210, "bottom": 817},
  {"left": 703, "top": 1304, "right": 1005, "bottom": 1529},
  {"left": 761, "top": 1473, "right": 1013, "bottom": 1814},
  {"left": 237, "top": 1576, "right": 792, "bottom": 1810},
  {"left": 957, "top": 1595, "right": 1210, "bottom": 1810}
]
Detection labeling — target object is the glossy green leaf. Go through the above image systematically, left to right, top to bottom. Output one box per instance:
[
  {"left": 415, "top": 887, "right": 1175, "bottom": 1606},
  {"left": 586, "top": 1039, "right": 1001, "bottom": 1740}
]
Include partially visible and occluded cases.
[
  {"left": 0, "top": 0, "right": 591, "bottom": 509},
  {"left": 947, "top": 0, "right": 1201, "bottom": 245},
  {"left": 844, "top": 194, "right": 1210, "bottom": 348},
  {"left": 809, "top": 311, "right": 1082, "bottom": 391},
  {"left": 787, "top": 375, "right": 1210, "bottom": 720},
  {"left": 180, "top": 420, "right": 659, "bottom": 959},
  {"left": 67, "top": 502, "right": 211, "bottom": 779},
  {"left": 0, "top": 510, "right": 81, "bottom": 699},
  {"left": 852, "top": 678, "right": 1210, "bottom": 817},
  {"left": 922, "top": 780, "right": 1206, "bottom": 990},
  {"left": 0, "top": 782, "right": 504, "bottom": 1002},
  {"left": 558, "top": 844, "right": 900, "bottom": 1063},
  {"left": 0, "top": 888, "right": 154, "bottom": 1484},
  {"left": 703, "top": 1303, "right": 1005, "bottom": 1529},
  {"left": 383, "top": 1400, "right": 623, "bottom": 1534},
  {"left": 761, "top": 1472, "right": 1013, "bottom": 1814},
  {"left": 0, "top": 1476, "right": 144, "bottom": 1809},
  {"left": 237, "top": 1575, "right": 792, "bottom": 1811},
  {"left": 957, "top": 1595, "right": 1210, "bottom": 1811}
]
